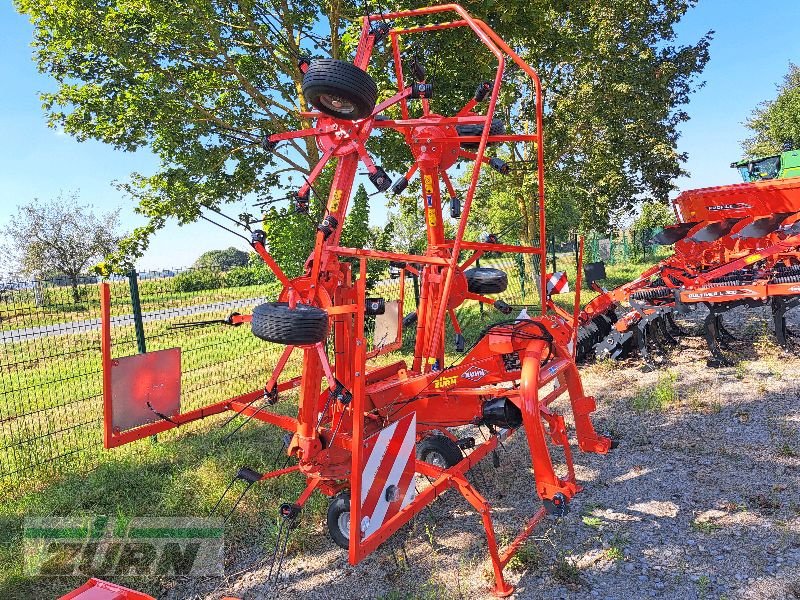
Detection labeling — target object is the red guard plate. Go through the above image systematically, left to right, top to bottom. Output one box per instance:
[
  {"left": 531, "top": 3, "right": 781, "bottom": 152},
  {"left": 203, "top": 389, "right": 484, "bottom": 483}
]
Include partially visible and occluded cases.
[{"left": 111, "top": 348, "right": 181, "bottom": 432}]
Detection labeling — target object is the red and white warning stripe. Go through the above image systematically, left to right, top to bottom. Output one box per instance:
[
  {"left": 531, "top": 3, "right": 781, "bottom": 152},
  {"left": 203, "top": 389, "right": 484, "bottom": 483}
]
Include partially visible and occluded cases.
[
  {"left": 546, "top": 271, "right": 570, "bottom": 295},
  {"left": 360, "top": 412, "right": 417, "bottom": 540}
]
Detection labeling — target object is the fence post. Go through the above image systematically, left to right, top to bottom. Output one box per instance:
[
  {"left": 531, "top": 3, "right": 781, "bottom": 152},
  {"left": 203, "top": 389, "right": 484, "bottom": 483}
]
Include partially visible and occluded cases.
[
  {"left": 550, "top": 234, "right": 557, "bottom": 273},
  {"left": 514, "top": 252, "right": 525, "bottom": 299},
  {"left": 476, "top": 257, "right": 484, "bottom": 317},
  {"left": 128, "top": 270, "right": 147, "bottom": 354}
]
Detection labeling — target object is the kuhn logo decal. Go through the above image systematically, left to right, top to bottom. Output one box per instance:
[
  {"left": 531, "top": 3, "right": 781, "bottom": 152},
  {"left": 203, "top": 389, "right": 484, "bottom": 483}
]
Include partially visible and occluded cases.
[
  {"left": 707, "top": 203, "right": 752, "bottom": 211},
  {"left": 686, "top": 288, "right": 757, "bottom": 299},
  {"left": 461, "top": 367, "right": 488, "bottom": 382}
]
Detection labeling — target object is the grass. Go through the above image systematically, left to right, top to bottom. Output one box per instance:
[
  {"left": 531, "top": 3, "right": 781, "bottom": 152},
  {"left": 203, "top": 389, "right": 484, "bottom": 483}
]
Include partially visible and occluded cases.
[
  {"left": 0, "top": 255, "right": 663, "bottom": 597},
  {"left": 631, "top": 371, "right": 679, "bottom": 412},
  {"left": 581, "top": 516, "right": 603, "bottom": 529},
  {"left": 506, "top": 542, "right": 543, "bottom": 573},
  {"left": 551, "top": 555, "right": 583, "bottom": 586}
]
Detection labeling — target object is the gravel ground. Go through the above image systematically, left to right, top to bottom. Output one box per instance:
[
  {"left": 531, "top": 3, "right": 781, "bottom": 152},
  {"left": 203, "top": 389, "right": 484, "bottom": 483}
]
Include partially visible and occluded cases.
[{"left": 186, "top": 304, "right": 800, "bottom": 600}]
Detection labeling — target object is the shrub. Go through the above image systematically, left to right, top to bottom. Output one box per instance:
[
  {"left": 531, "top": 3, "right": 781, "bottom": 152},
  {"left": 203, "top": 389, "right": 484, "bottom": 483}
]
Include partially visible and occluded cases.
[{"left": 172, "top": 269, "right": 223, "bottom": 292}]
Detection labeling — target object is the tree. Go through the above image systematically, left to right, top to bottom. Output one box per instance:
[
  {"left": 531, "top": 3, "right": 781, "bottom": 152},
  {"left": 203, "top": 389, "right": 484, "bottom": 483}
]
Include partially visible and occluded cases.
[
  {"left": 17, "top": 0, "right": 710, "bottom": 266},
  {"left": 744, "top": 63, "right": 800, "bottom": 157},
  {"left": 2, "top": 194, "right": 121, "bottom": 302},
  {"left": 631, "top": 200, "right": 674, "bottom": 257},
  {"left": 194, "top": 246, "right": 249, "bottom": 270}
]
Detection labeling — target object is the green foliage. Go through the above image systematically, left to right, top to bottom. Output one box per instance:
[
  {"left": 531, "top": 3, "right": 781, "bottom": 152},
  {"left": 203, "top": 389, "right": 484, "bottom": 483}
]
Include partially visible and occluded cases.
[
  {"left": 17, "top": 0, "right": 711, "bottom": 265},
  {"left": 744, "top": 63, "right": 800, "bottom": 157},
  {"left": 341, "top": 184, "right": 372, "bottom": 251},
  {"left": 2, "top": 193, "right": 122, "bottom": 303},
  {"left": 631, "top": 200, "right": 674, "bottom": 258},
  {"left": 194, "top": 247, "right": 249, "bottom": 270},
  {"left": 224, "top": 252, "right": 277, "bottom": 287},
  {"left": 172, "top": 269, "right": 223, "bottom": 293},
  {"left": 632, "top": 371, "right": 679, "bottom": 411}
]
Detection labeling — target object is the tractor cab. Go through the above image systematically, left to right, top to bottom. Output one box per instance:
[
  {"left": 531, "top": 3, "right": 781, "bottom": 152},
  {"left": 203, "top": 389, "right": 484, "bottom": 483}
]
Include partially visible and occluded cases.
[{"left": 731, "top": 146, "right": 800, "bottom": 182}]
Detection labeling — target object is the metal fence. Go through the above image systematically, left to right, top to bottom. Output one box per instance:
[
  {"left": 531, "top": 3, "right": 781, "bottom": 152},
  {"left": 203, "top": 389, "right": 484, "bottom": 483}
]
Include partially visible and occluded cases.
[
  {"left": 0, "top": 254, "right": 548, "bottom": 493},
  {"left": 0, "top": 269, "right": 282, "bottom": 493}
]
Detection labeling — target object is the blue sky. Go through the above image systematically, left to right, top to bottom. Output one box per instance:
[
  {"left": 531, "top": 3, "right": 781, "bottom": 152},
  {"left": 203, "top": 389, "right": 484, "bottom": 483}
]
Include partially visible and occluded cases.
[{"left": 1, "top": 1, "right": 799, "bottom": 272}]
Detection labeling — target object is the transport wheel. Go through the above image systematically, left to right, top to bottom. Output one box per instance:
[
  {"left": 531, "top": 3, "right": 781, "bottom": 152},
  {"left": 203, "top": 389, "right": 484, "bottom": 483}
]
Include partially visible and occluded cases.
[
  {"left": 302, "top": 59, "right": 378, "bottom": 120},
  {"left": 455, "top": 118, "right": 506, "bottom": 149},
  {"left": 464, "top": 267, "right": 508, "bottom": 294},
  {"left": 251, "top": 302, "right": 328, "bottom": 345},
  {"left": 416, "top": 435, "right": 462, "bottom": 468},
  {"left": 327, "top": 493, "right": 351, "bottom": 549}
]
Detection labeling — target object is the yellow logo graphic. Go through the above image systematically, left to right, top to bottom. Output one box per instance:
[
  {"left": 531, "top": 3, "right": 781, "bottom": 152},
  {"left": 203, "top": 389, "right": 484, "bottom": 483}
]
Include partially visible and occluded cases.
[
  {"left": 424, "top": 175, "right": 433, "bottom": 195},
  {"left": 330, "top": 189, "right": 343, "bottom": 212},
  {"left": 427, "top": 209, "right": 437, "bottom": 227},
  {"left": 433, "top": 375, "right": 458, "bottom": 389}
]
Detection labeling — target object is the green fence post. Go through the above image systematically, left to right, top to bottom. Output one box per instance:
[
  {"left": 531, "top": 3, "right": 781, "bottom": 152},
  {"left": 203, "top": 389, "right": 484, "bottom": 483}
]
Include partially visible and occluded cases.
[
  {"left": 514, "top": 252, "right": 525, "bottom": 300},
  {"left": 128, "top": 270, "right": 147, "bottom": 354}
]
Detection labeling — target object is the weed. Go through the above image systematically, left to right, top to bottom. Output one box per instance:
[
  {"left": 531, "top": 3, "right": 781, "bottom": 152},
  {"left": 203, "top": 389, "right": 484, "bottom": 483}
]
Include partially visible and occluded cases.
[
  {"left": 734, "top": 362, "right": 747, "bottom": 380},
  {"left": 632, "top": 371, "right": 678, "bottom": 412},
  {"left": 779, "top": 443, "right": 798, "bottom": 458},
  {"left": 582, "top": 516, "right": 603, "bottom": 530},
  {"left": 691, "top": 520, "right": 721, "bottom": 534},
  {"left": 506, "top": 542, "right": 543, "bottom": 573},
  {"left": 604, "top": 545, "right": 624, "bottom": 562},
  {"left": 551, "top": 555, "right": 583, "bottom": 586},
  {"left": 697, "top": 574, "right": 711, "bottom": 596}
]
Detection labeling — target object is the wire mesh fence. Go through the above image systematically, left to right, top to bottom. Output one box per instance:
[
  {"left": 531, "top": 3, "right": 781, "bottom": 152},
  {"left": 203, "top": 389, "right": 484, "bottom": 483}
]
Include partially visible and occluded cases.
[
  {"left": 0, "top": 253, "right": 551, "bottom": 493},
  {"left": 0, "top": 269, "right": 282, "bottom": 493}
]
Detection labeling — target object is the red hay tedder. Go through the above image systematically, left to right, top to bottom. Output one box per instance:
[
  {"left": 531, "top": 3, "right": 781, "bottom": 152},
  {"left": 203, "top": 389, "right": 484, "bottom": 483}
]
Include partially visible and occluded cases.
[{"left": 91, "top": 5, "right": 614, "bottom": 597}]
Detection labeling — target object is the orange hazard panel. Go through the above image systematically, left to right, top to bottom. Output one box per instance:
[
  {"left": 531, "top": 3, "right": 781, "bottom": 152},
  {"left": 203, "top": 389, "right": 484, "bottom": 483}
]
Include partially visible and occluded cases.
[{"left": 59, "top": 578, "right": 156, "bottom": 600}]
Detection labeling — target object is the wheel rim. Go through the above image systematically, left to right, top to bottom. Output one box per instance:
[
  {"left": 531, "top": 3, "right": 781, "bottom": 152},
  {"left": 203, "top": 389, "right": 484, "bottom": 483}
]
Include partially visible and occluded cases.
[
  {"left": 319, "top": 94, "right": 356, "bottom": 115},
  {"left": 426, "top": 451, "right": 448, "bottom": 468},
  {"left": 338, "top": 511, "right": 350, "bottom": 540}
]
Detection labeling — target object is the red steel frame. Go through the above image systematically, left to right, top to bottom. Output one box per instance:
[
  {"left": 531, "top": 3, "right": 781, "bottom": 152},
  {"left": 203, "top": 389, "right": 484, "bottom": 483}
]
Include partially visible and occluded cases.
[{"left": 99, "top": 6, "right": 612, "bottom": 595}]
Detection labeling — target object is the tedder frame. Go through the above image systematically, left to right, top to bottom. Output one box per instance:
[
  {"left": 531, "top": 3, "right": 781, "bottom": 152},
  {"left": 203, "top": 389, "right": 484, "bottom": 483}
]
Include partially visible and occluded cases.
[{"left": 98, "top": 5, "right": 613, "bottom": 596}]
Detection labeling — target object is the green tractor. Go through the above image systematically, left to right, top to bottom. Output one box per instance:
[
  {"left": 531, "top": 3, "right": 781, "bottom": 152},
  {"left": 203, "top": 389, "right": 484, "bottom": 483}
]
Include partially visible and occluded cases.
[{"left": 731, "top": 143, "right": 800, "bottom": 182}]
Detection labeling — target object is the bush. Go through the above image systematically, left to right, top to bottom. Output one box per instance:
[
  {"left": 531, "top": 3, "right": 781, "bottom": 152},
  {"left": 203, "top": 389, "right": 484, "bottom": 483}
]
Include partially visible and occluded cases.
[
  {"left": 224, "top": 263, "right": 274, "bottom": 287},
  {"left": 172, "top": 269, "right": 223, "bottom": 292}
]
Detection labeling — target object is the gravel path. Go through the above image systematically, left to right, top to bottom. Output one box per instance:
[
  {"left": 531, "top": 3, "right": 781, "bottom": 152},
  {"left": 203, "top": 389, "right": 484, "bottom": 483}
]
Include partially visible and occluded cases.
[{"left": 181, "top": 304, "right": 800, "bottom": 600}]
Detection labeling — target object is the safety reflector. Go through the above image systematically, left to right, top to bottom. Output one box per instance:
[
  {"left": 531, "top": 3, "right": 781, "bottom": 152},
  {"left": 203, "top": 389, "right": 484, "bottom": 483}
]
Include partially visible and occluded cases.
[
  {"left": 547, "top": 271, "right": 570, "bottom": 295},
  {"left": 360, "top": 412, "right": 417, "bottom": 540}
]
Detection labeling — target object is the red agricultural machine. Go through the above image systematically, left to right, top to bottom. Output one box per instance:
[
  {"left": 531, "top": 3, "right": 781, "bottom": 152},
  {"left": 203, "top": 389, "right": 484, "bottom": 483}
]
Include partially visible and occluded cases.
[
  {"left": 93, "top": 5, "right": 613, "bottom": 597},
  {"left": 574, "top": 146, "right": 800, "bottom": 368}
]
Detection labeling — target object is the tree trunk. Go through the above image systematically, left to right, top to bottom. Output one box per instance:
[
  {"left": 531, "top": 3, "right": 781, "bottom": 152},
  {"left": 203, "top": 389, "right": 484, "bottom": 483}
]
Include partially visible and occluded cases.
[{"left": 69, "top": 275, "right": 80, "bottom": 305}]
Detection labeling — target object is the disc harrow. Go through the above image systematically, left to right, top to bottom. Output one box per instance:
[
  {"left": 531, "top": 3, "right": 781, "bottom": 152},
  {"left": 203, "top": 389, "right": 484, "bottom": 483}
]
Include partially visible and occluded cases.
[{"left": 575, "top": 147, "right": 800, "bottom": 367}]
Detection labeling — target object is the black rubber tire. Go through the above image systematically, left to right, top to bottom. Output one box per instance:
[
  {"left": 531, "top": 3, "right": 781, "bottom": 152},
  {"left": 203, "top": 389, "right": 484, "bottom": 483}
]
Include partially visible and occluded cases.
[
  {"left": 302, "top": 59, "right": 378, "bottom": 120},
  {"left": 455, "top": 118, "right": 506, "bottom": 149},
  {"left": 464, "top": 267, "right": 508, "bottom": 294},
  {"left": 251, "top": 302, "right": 328, "bottom": 345},
  {"left": 416, "top": 435, "right": 462, "bottom": 468},
  {"left": 327, "top": 493, "right": 350, "bottom": 550}
]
